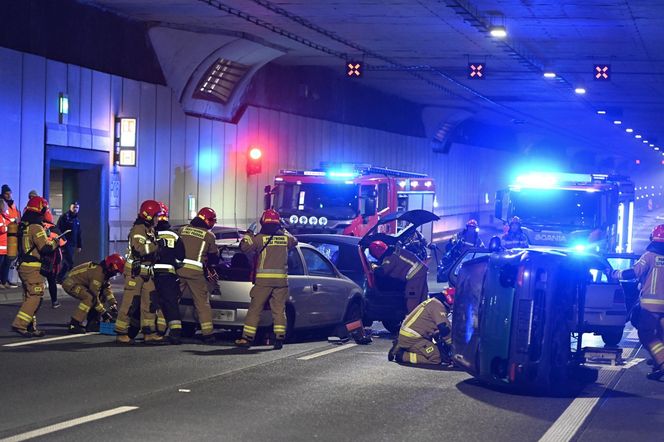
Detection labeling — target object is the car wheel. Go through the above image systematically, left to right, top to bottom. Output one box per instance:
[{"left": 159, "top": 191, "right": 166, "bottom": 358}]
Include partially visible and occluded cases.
[
  {"left": 343, "top": 299, "right": 363, "bottom": 324},
  {"left": 284, "top": 304, "right": 296, "bottom": 343},
  {"left": 382, "top": 319, "right": 401, "bottom": 334},
  {"left": 181, "top": 322, "right": 197, "bottom": 338},
  {"left": 601, "top": 328, "right": 624, "bottom": 347}
]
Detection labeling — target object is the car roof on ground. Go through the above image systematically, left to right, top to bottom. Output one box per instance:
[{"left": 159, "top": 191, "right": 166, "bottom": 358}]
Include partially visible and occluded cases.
[{"left": 295, "top": 234, "right": 361, "bottom": 246}]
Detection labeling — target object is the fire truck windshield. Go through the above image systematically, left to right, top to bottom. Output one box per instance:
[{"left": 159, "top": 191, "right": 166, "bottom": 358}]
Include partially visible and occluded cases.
[
  {"left": 275, "top": 182, "right": 360, "bottom": 219},
  {"left": 511, "top": 188, "right": 601, "bottom": 228}
]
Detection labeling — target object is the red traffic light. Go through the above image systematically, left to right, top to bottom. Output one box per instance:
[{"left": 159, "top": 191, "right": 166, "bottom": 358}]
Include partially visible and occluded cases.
[{"left": 247, "top": 146, "right": 262, "bottom": 175}]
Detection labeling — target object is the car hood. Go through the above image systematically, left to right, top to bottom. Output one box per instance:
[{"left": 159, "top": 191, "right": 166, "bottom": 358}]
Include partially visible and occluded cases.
[{"left": 359, "top": 209, "right": 439, "bottom": 247}]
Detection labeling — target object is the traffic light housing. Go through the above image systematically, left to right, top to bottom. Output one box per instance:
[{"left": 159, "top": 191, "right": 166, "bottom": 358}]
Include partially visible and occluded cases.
[{"left": 247, "top": 146, "right": 262, "bottom": 175}]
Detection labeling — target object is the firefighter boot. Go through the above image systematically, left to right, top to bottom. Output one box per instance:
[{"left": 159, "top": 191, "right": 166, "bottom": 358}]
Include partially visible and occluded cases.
[
  {"left": 27, "top": 317, "right": 46, "bottom": 338},
  {"left": 68, "top": 319, "right": 87, "bottom": 334},
  {"left": 11, "top": 327, "right": 33, "bottom": 338},
  {"left": 169, "top": 329, "right": 182, "bottom": 345},
  {"left": 144, "top": 333, "right": 166, "bottom": 345},
  {"left": 116, "top": 334, "right": 134, "bottom": 345},
  {"left": 235, "top": 337, "right": 253, "bottom": 348},
  {"left": 273, "top": 339, "right": 284, "bottom": 350},
  {"left": 388, "top": 339, "right": 399, "bottom": 362},
  {"left": 647, "top": 363, "right": 664, "bottom": 381}
]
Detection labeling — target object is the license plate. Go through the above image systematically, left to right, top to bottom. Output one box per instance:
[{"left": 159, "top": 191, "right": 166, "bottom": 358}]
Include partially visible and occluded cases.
[{"left": 213, "top": 309, "right": 235, "bottom": 322}]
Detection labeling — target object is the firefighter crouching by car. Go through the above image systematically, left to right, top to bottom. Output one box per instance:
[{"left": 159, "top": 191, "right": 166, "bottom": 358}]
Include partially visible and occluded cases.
[
  {"left": 11, "top": 197, "right": 56, "bottom": 337},
  {"left": 115, "top": 200, "right": 164, "bottom": 345},
  {"left": 154, "top": 202, "right": 186, "bottom": 344},
  {"left": 177, "top": 207, "right": 219, "bottom": 344},
  {"left": 235, "top": 209, "right": 297, "bottom": 350},
  {"left": 501, "top": 216, "right": 529, "bottom": 249},
  {"left": 447, "top": 219, "right": 485, "bottom": 252},
  {"left": 611, "top": 224, "right": 664, "bottom": 380},
  {"left": 369, "top": 240, "right": 428, "bottom": 313},
  {"left": 62, "top": 254, "right": 125, "bottom": 333},
  {"left": 85, "top": 280, "right": 119, "bottom": 332},
  {"left": 388, "top": 292, "right": 453, "bottom": 365}
]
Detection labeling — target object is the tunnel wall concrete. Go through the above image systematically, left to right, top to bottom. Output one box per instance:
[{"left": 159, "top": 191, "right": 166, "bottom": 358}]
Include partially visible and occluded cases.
[{"left": 0, "top": 47, "right": 515, "bottom": 254}]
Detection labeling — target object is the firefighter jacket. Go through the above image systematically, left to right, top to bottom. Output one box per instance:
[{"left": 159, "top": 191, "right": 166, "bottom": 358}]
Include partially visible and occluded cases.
[
  {"left": 20, "top": 222, "right": 55, "bottom": 264},
  {"left": 126, "top": 222, "right": 157, "bottom": 276},
  {"left": 155, "top": 223, "right": 185, "bottom": 276},
  {"left": 177, "top": 223, "right": 218, "bottom": 273},
  {"left": 240, "top": 229, "right": 297, "bottom": 287},
  {"left": 501, "top": 231, "right": 529, "bottom": 249},
  {"left": 613, "top": 243, "right": 664, "bottom": 313},
  {"left": 380, "top": 248, "right": 427, "bottom": 283},
  {"left": 64, "top": 262, "right": 115, "bottom": 306},
  {"left": 399, "top": 297, "right": 451, "bottom": 344}
]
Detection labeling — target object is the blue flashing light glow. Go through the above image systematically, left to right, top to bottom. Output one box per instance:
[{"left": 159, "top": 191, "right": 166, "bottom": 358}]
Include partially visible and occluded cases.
[
  {"left": 198, "top": 150, "right": 219, "bottom": 172},
  {"left": 328, "top": 170, "right": 357, "bottom": 178},
  {"left": 515, "top": 172, "right": 559, "bottom": 188},
  {"left": 573, "top": 244, "right": 587, "bottom": 252}
]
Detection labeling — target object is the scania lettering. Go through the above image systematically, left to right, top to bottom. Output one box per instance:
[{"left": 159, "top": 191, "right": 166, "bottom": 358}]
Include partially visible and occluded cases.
[
  {"left": 269, "top": 164, "right": 436, "bottom": 239},
  {"left": 495, "top": 172, "right": 635, "bottom": 252}
]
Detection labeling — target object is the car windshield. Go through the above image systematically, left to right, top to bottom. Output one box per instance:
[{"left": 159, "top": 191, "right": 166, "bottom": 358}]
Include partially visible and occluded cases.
[
  {"left": 275, "top": 182, "right": 359, "bottom": 219},
  {"left": 510, "top": 188, "right": 600, "bottom": 228}
]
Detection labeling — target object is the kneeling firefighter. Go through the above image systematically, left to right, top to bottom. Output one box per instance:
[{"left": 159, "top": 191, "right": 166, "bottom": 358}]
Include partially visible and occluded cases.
[
  {"left": 11, "top": 197, "right": 56, "bottom": 337},
  {"left": 115, "top": 200, "right": 163, "bottom": 344},
  {"left": 154, "top": 202, "right": 186, "bottom": 344},
  {"left": 177, "top": 207, "right": 219, "bottom": 344},
  {"left": 235, "top": 209, "right": 297, "bottom": 350},
  {"left": 612, "top": 224, "right": 664, "bottom": 380},
  {"left": 369, "top": 240, "right": 428, "bottom": 313},
  {"left": 62, "top": 254, "right": 125, "bottom": 333},
  {"left": 388, "top": 292, "right": 453, "bottom": 365}
]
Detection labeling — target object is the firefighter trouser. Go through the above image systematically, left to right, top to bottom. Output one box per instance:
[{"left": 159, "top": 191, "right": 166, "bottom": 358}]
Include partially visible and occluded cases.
[
  {"left": 12, "top": 263, "right": 46, "bottom": 331},
  {"left": 178, "top": 269, "right": 213, "bottom": 336},
  {"left": 115, "top": 270, "right": 158, "bottom": 336},
  {"left": 154, "top": 273, "right": 182, "bottom": 334},
  {"left": 405, "top": 273, "right": 428, "bottom": 313},
  {"left": 62, "top": 280, "right": 105, "bottom": 323},
  {"left": 242, "top": 285, "right": 288, "bottom": 341},
  {"left": 638, "top": 309, "right": 664, "bottom": 368},
  {"left": 396, "top": 337, "right": 442, "bottom": 365}
]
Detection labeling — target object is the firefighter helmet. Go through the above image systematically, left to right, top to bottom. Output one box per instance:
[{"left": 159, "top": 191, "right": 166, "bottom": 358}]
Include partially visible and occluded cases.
[
  {"left": 25, "top": 196, "right": 49, "bottom": 215},
  {"left": 138, "top": 200, "right": 162, "bottom": 222},
  {"left": 157, "top": 201, "right": 169, "bottom": 221},
  {"left": 197, "top": 207, "right": 217, "bottom": 228},
  {"left": 43, "top": 209, "right": 54, "bottom": 224},
  {"left": 260, "top": 209, "right": 281, "bottom": 226},
  {"left": 509, "top": 216, "right": 521, "bottom": 226},
  {"left": 466, "top": 219, "right": 479, "bottom": 229},
  {"left": 651, "top": 224, "right": 664, "bottom": 242},
  {"left": 369, "top": 240, "right": 389, "bottom": 260},
  {"left": 104, "top": 254, "right": 126, "bottom": 274}
]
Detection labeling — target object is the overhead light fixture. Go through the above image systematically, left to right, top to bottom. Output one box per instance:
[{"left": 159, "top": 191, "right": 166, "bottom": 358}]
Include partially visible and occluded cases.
[
  {"left": 489, "top": 25, "right": 507, "bottom": 38},
  {"left": 543, "top": 72, "right": 556, "bottom": 79},
  {"left": 574, "top": 87, "right": 586, "bottom": 94},
  {"left": 597, "top": 110, "right": 607, "bottom": 115},
  {"left": 613, "top": 120, "right": 622, "bottom": 125},
  {"left": 626, "top": 128, "right": 634, "bottom": 133},
  {"left": 635, "top": 134, "right": 642, "bottom": 138},
  {"left": 643, "top": 140, "right": 649, "bottom": 144},
  {"left": 650, "top": 144, "right": 655, "bottom": 147},
  {"left": 655, "top": 147, "right": 660, "bottom": 151}
]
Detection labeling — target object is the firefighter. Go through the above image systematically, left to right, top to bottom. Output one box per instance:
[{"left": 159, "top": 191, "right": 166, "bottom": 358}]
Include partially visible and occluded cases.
[
  {"left": 11, "top": 197, "right": 55, "bottom": 337},
  {"left": 115, "top": 200, "right": 164, "bottom": 345},
  {"left": 154, "top": 202, "right": 186, "bottom": 344},
  {"left": 177, "top": 207, "right": 219, "bottom": 344},
  {"left": 235, "top": 209, "right": 297, "bottom": 349},
  {"left": 501, "top": 216, "right": 529, "bottom": 249},
  {"left": 447, "top": 219, "right": 485, "bottom": 252},
  {"left": 611, "top": 224, "right": 664, "bottom": 380},
  {"left": 369, "top": 240, "right": 428, "bottom": 313},
  {"left": 62, "top": 254, "right": 125, "bottom": 333},
  {"left": 85, "top": 280, "right": 119, "bottom": 333},
  {"left": 388, "top": 293, "right": 453, "bottom": 365}
]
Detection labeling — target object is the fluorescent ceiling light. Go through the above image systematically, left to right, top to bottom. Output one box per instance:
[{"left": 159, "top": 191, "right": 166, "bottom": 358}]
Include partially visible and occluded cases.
[
  {"left": 489, "top": 26, "right": 507, "bottom": 38},
  {"left": 543, "top": 72, "right": 556, "bottom": 78},
  {"left": 574, "top": 87, "right": 586, "bottom": 94},
  {"left": 597, "top": 110, "right": 607, "bottom": 115},
  {"left": 613, "top": 120, "right": 622, "bottom": 125},
  {"left": 625, "top": 128, "right": 634, "bottom": 133}
]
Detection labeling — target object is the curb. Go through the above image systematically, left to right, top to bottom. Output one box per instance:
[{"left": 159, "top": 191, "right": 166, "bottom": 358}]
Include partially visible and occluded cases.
[{"left": 0, "top": 288, "right": 24, "bottom": 304}]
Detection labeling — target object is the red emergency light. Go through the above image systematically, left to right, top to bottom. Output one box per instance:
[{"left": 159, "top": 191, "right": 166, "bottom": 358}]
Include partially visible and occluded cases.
[{"left": 247, "top": 146, "right": 263, "bottom": 175}]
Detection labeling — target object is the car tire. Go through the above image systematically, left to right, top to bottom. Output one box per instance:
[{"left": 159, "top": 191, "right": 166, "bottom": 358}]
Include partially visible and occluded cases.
[
  {"left": 343, "top": 298, "right": 363, "bottom": 324},
  {"left": 284, "top": 304, "right": 296, "bottom": 343},
  {"left": 382, "top": 319, "right": 401, "bottom": 334},
  {"left": 601, "top": 328, "right": 624, "bottom": 347}
]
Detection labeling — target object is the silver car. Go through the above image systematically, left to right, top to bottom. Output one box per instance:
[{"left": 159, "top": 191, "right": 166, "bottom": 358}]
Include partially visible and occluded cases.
[{"left": 179, "top": 241, "right": 364, "bottom": 339}]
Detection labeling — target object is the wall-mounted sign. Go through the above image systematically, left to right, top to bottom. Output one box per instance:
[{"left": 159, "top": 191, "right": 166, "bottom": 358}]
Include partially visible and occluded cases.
[
  {"left": 115, "top": 117, "right": 137, "bottom": 167},
  {"left": 110, "top": 171, "right": 121, "bottom": 208}
]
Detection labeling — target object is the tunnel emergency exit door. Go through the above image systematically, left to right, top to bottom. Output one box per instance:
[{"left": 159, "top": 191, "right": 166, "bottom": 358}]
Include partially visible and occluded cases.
[{"left": 44, "top": 146, "right": 109, "bottom": 263}]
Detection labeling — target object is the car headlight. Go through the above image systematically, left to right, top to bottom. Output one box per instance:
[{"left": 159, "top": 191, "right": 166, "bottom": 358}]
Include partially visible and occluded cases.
[
  {"left": 289, "top": 215, "right": 298, "bottom": 224},
  {"left": 299, "top": 215, "right": 308, "bottom": 225},
  {"left": 309, "top": 216, "right": 318, "bottom": 225},
  {"left": 319, "top": 217, "right": 328, "bottom": 226}
]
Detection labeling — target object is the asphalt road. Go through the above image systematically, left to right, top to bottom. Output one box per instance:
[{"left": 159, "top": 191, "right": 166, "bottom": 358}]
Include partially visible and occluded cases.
[{"left": 0, "top": 207, "right": 662, "bottom": 441}]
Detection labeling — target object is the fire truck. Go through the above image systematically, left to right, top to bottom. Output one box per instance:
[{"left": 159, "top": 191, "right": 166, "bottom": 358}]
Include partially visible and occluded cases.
[
  {"left": 267, "top": 163, "right": 436, "bottom": 239},
  {"left": 494, "top": 172, "right": 635, "bottom": 253}
]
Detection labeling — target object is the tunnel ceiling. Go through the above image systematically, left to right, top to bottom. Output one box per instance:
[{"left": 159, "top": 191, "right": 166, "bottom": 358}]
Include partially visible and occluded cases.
[{"left": 78, "top": 0, "right": 664, "bottom": 162}]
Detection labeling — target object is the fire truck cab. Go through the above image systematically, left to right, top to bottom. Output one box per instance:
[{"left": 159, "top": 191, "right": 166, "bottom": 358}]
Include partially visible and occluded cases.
[
  {"left": 270, "top": 163, "right": 436, "bottom": 239},
  {"left": 495, "top": 172, "right": 635, "bottom": 253}
]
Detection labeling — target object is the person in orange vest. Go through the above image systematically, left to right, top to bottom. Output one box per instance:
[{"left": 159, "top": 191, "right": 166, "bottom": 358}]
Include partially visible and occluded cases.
[
  {"left": 1, "top": 184, "right": 20, "bottom": 288},
  {"left": 0, "top": 199, "right": 8, "bottom": 288}
]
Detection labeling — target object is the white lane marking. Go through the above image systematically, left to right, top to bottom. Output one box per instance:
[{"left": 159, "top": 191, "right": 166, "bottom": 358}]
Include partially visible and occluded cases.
[
  {"left": 3, "top": 333, "right": 100, "bottom": 348},
  {"left": 297, "top": 344, "right": 358, "bottom": 360},
  {"left": 0, "top": 406, "right": 138, "bottom": 442}
]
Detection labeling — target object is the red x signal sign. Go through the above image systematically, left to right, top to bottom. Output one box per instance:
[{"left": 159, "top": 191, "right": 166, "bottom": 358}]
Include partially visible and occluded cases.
[
  {"left": 347, "top": 61, "right": 362, "bottom": 77},
  {"left": 468, "top": 63, "right": 485, "bottom": 79},
  {"left": 594, "top": 64, "right": 610, "bottom": 81}
]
